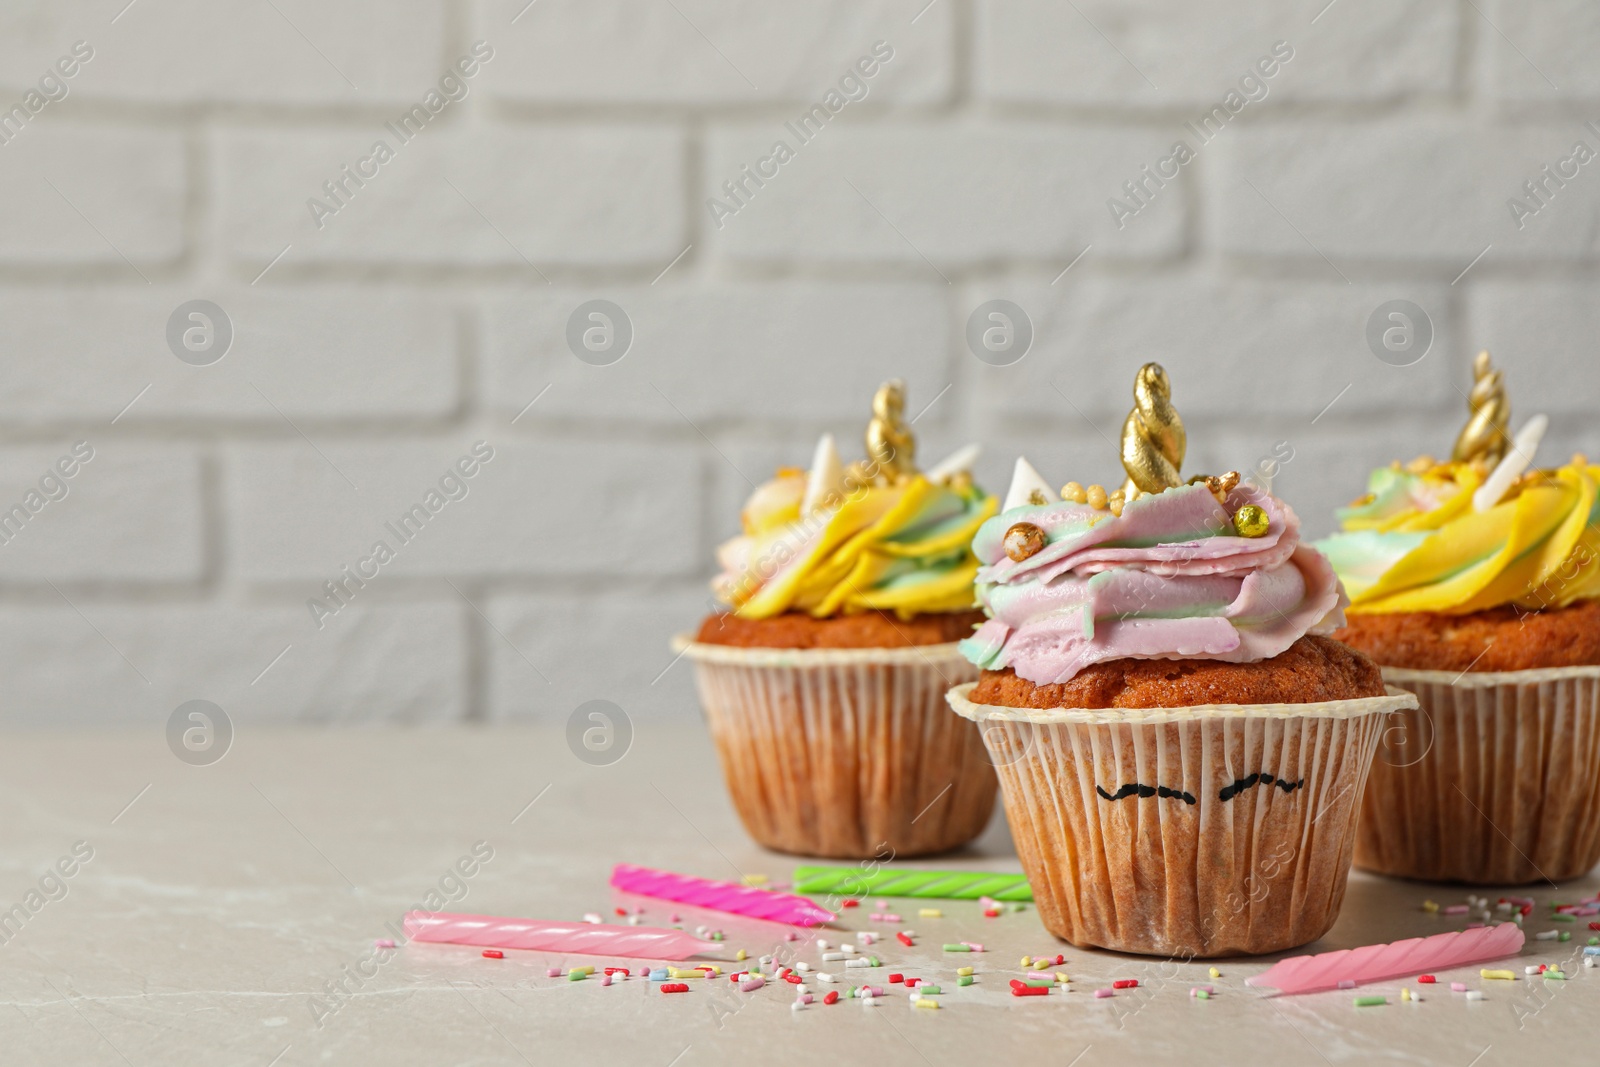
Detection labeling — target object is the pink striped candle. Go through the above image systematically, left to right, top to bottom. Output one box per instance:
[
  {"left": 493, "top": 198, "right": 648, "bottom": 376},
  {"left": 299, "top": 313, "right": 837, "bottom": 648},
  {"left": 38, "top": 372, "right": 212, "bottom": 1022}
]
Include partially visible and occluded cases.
[
  {"left": 611, "top": 864, "right": 835, "bottom": 927},
  {"left": 403, "top": 912, "right": 715, "bottom": 960},
  {"left": 1247, "top": 923, "right": 1525, "bottom": 996}
]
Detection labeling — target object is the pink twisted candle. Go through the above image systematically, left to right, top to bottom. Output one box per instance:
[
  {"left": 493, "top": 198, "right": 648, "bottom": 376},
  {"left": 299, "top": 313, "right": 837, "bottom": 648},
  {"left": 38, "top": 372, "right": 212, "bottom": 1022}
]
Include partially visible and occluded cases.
[
  {"left": 610, "top": 864, "right": 835, "bottom": 927},
  {"left": 403, "top": 911, "right": 715, "bottom": 960},
  {"left": 1247, "top": 922, "right": 1525, "bottom": 996}
]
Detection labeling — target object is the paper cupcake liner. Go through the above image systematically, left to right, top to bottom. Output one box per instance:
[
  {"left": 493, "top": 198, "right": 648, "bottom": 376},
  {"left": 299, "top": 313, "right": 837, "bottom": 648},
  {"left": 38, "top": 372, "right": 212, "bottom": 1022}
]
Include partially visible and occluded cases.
[
  {"left": 676, "top": 637, "right": 997, "bottom": 859},
  {"left": 1357, "top": 664, "right": 1600, "bottom": 885},
  {"left": 947, "top": 683, "right": 1417, "bottom": 957}
]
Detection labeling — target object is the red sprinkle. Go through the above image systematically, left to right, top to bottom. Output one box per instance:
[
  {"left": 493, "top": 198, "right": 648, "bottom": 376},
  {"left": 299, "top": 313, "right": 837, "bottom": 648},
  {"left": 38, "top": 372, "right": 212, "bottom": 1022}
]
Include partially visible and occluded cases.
[
  {"left": 841, "top": 899, "right": 860, "bottom": 908},
  {"left": 1521, "top": 905, "right": 1533, "bottom": 916},
  {"left": 614, "top": 907, "right": 627, "bottom": 916},
  {"left": 984, "top": 908, "right": 1001, "bottom": 918},
  {"left": 1590, "top": 922, "right": 1600, "bottom": 931},
  {"left": 896, "top": 932, "right": 914, "bottom": 947},
  {"left": 482, "top": 950, "right": 504, "bottom": 959},
  {"left": 604, "top": 967, "right": 630, "bottom": 977},
  {"left": 889, "top": 973, "right": 904, "bottom": 984},
  {"left": 784, "top": 974, "right": 802, "bottom": 985},
  {"left": 1417, "top": 975, "right": 1436, "bottom": 984},
  {"left": 906, "top": 978, "right": 921, "bottom": 988},
  {"left": 1008, "top": 979, "right": 1026, "bottom": 990},
  {"left": 1113, "top": 979, "right": 1138, "bottom": 989},
  {"left": 661, "top": 983, "right": 689, "bottom": 994},
  {"left": 1012, "top": 986, "right": 1048, "bottom": 997},
  {"left": 824, "top": 991, "right": 840, "bottom": 1005}
]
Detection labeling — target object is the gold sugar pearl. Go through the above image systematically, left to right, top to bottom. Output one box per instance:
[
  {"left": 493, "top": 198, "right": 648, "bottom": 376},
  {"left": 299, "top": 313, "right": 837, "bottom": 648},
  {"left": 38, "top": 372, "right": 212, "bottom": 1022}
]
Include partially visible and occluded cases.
[
  {"left": 1060, "top": 482, "right": 1087, "bottom": 504},
  {"left": 1085, "top": 484, "right": 1108, "bottom": 510},
  {"left": 1027, "top": 489, "right": 1049, "bottom": 506},
  {"left": 1107, "top": 489, "right": 1126, "bottom": 517},
  {"left": 1233, "top": 504, "right": 1270, "bottom": 538},
  {"left": 1003, "top": 522, "right": 1047, "bottom": 562}
]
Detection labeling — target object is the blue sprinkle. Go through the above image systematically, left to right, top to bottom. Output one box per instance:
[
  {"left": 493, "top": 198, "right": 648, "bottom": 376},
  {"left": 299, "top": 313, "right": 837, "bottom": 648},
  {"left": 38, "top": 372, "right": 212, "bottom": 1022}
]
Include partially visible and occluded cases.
[
  {"left": 1584, "top": 947, "right": 1600, "bottom": 957},
  {"left": 650, "top": 968, "right": 670, "bottom": 981}
]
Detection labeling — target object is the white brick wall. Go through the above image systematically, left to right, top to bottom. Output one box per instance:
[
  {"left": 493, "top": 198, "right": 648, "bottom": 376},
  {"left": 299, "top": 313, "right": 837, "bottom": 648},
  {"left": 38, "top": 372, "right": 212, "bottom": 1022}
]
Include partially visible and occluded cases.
[{"left": 0, "top": 0, "right": 1595, "bottom": 728}]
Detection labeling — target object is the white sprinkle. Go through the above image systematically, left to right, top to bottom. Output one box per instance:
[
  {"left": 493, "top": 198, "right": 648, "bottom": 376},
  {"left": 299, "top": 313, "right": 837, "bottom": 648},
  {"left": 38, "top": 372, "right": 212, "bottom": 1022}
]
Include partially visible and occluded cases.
[
  {"left": 583, "top": 913, "right": 602, "bottom": 924},
  {"left": 1536, "top": 930, "right": 1560, "bottom": 940},
  {"left": 817, "top": 940, "right": 831, "bottom": 952},
  {"left": 839, "top": 944, "right": 855, "bottom": 953},
  {"left": 822, "top": 952, "right": 848, "bottom": 961},
  {"left": 845, "top": 958, "right": 873, "bottom": 968},
  {"left": 1586, "top": 958, "right": 1597, "bottom": 969},
  {"left": 796, "top": 962, "right": 812, "bottom": 972},
  {"left": 1526, "top": 965, "right": 1543, "bottom": 975},
  {"left": 817, "top": 973, "right": 838, "bottom": 983},
  {"left": 1465, "top": 990, "right": 1485, "bottom": 1001},
  {"left": 861, "top": 995, "right": 877, "bottom": 1007}
]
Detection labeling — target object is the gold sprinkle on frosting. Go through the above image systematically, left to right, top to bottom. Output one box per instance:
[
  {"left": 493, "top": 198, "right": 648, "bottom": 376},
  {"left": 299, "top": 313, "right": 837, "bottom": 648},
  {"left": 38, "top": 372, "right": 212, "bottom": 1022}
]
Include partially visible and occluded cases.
[
  {"left": 1233, "top": 504, "right": 1270, "bottom": 538},
  {"left": 1003, "top": 522, "right": 1046, "bottom": 562}
]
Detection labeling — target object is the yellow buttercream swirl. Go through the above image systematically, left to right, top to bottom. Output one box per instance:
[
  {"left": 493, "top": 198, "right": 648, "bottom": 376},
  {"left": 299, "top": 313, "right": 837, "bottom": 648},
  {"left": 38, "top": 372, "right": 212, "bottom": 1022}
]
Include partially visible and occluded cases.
[
  {"left": 1316, "top": 457, "right": 1600, "bottom": 615},
  {"left": 713, "top": 471, "right": 996, "bottom": 620}
]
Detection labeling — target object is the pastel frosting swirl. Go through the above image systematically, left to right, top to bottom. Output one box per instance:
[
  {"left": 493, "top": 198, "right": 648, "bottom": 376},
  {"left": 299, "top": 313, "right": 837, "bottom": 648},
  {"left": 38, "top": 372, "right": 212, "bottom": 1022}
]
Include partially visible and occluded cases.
[
  {"left": 1315, "top": 457, "right": 1600, "bottom": 614},
  {"left": 714, "top": 471, "right": 997, "bottom": 620},
  {"left": 959, "top": 482, "right": 1345, "bottom": 685}
]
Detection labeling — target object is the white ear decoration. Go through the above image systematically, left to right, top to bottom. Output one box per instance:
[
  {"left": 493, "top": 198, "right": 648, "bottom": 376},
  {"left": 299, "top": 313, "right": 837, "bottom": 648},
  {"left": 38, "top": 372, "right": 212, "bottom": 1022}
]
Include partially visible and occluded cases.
[
  {"left": 1474, "top": 414, "right": 1548, "bottom": 512},
  {"left": 801, "top": 433, "right": 844, "bottom": 514},
  {"left": 924, "top": 443, "right": 981, "bottom": 484},
  {"left": 1002, "top": 455, "right": 1054, "bottom": 513}
]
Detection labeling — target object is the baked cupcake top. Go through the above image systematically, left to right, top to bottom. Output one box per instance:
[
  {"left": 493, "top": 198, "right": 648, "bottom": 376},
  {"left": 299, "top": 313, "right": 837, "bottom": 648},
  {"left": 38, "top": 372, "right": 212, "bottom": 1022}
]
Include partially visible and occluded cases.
[
  {"left": 1316, "top": 352, "right": 1600, "bottom": 616},
  {"left": 960, "top": 364, "right": 1346, "bottom": 686},
  {"left": 711, "top": 382, "right": 997, "bottom": 620}
]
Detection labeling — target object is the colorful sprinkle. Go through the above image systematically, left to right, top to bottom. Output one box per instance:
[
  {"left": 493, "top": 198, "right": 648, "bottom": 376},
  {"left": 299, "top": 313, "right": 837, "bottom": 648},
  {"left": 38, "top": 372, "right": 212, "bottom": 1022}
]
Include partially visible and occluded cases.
[
  {"left": 918, "top": 908, "right": 943, "bottom": 918},
  {"left": 897, "top": 932, "right": 914, "bottom": 948},
  {"left": 374, "top": 939, "right": 396, "bottom": 948},
  {"left": 943, "top": 943, "right": 971, "bottom": 952},
  {"left": 482, "top": 950, "right": 504, "bottom": 959},
  {"left": 956, "top": 966, "right": 974, "bottom": 977},
  {"left": 1208, "top": 966, "right": 1221, "bottom": 978},
  {"left": 1480, "top": 969, "right": 1515, "bottom": 980},
  {"left": 889, "top": 973, "right": 904, "bottom": 984},
  {"left": 1417, "top": 974, "right": 1436, "bottom": 983},
  {"left": 959, "top": 975, "right": 975, "bottom": 987},
  {"left": 1113, "top": 979, "right": 1139, "bottom": 989},
  {"left": 1450, "top": 982, "right": 1467, "bottom": 992},
  {"left": 661, "top": 983, "right": 688, "bottom": 993},
  {"left": 1011, "top": 986, "right": 1047, "bottom": 998},
  {"left": 1095, "top": 989, "right": 1114, "bottom": 998},
  {"left": 1465, "top": 990, "right": 1485, "bottom": 1001},
  {"left": 824, "top": 991, "right": 839, "bottom": 1005},
  {"left": 1353, "top": 995, "right": 1386, "bottom": 1007},
  {"left": 912, "top": 997, "right": 940, "bottom": 1010}
]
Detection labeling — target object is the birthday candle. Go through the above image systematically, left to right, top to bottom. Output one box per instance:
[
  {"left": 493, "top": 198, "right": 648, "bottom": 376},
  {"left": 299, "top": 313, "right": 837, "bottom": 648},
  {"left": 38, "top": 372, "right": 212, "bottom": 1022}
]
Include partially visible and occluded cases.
[
  {"left": 611, "top": 864, "right": 835, "bottom": 926},
  {"left": 792, "top": 866, "right": 1033, "bottom": 901},
  {"left": 403, "top": 912, "right": 715, "bottom": 960},
  {"left": 1247, "top": 923, "right": 1525, "bottom": 996}
]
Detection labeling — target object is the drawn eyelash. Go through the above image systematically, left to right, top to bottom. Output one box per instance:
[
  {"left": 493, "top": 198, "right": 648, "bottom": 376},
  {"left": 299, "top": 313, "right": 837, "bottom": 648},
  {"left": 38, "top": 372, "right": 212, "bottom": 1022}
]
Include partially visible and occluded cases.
[
  {"left": 1094, "top": 772, "right": 1305, "bottom": 805},
  {"left": 1218, "top": 772, "right": 1304, "bottom": 802},
  {"left": 1096, "top": 783, "right": 1197, "bottom": 805}
]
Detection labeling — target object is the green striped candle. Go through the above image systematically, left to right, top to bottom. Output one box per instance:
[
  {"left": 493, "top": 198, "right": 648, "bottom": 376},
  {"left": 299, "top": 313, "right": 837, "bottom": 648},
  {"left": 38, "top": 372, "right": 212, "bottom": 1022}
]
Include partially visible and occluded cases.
[{"left": 791, "top": 867, "right": 1033, "bottom": 901}]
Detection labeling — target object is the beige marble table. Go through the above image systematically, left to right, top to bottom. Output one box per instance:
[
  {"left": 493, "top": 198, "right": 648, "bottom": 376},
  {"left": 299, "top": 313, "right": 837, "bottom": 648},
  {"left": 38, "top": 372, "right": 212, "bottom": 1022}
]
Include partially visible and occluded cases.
[{"left": 1, "top": 725, "right": 1593, "bottom": 1066}]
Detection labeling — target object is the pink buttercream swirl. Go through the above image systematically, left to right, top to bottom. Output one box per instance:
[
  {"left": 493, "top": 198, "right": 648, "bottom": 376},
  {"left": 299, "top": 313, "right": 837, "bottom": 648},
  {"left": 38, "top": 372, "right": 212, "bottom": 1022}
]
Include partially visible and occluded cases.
[{"left": 958, "top": 482, "right": 1347, "bottom": 685}]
